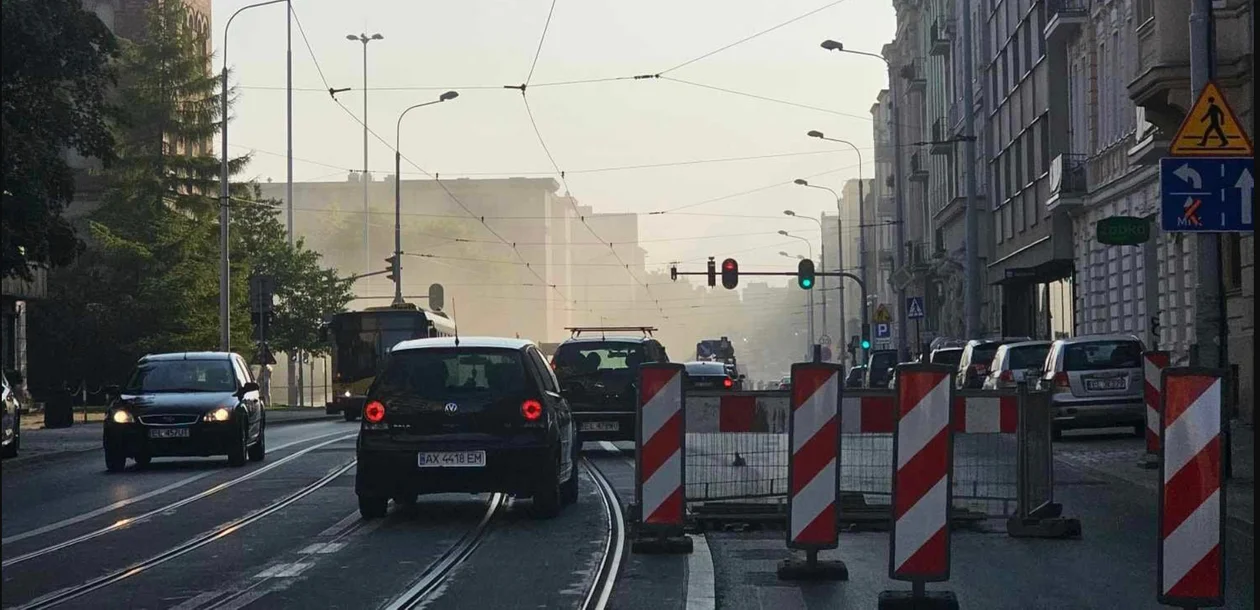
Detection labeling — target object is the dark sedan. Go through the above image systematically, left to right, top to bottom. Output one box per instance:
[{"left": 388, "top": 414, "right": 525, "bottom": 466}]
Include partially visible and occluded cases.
[{"left": 103, "top": 352, "right": 265, "bottom": 471}]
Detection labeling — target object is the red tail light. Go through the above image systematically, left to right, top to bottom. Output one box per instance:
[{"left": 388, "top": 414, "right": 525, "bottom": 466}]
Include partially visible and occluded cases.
[
  {"left": 548, "top": 356, "right": 556, "bottom": 370},
  {"left": 999, "top": 370, "right": 1014, "bottom": 382},
  {"left": 1053, "top": 372, "right": 1070, "bottom": 388},
  {"left": 723, "top": 377, "right": 733, "bottom": 389},
  {"left": 521, "top": 399, "right": 543, "bottom": 421},
  {"left": 364, "top": 400, "right": 386, "bottom": 423}
]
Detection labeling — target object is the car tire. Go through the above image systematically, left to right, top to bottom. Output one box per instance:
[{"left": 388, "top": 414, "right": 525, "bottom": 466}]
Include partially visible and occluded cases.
[
  {"left": 343, "top": 409, "right": 359, "bottom": 422},
  {"left": 227, "top": 419, "right": 248, "bottom": 467},
  {"left": 248, "top": 421, "right": 266, "bottom": 462},
  {"left": 1132, "top": 423, "right": 1145, "bottom": 438},
  {"left": 105, "top": 445, "right": 127, "bottom": 472},
  {"left": 561, "top": 446, "right": 580, "bottom": 506},
  {"left": 533, "top": 452, "right": 564, "bottom": 519},
  {"left": 134, "top": 454, "right": 152, "bottom": 468},
  {"left": 359, "top": 494, "right": 388, "bottom": 520}
]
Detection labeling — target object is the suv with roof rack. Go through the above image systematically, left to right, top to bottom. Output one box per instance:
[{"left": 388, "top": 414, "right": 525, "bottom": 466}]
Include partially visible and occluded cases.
[{"left": 551, "top": 327, "right": 670, "bottom": 442}]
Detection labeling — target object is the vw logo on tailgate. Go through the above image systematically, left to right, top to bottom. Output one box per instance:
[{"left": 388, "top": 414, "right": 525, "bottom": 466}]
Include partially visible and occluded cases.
[{"left": 444, "top": 402, "right": 459, "bottom": 415}]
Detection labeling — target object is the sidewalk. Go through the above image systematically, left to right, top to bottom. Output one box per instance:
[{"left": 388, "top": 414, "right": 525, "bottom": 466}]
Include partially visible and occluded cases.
[
  {"left": 3, "top": 406, "right": 339, "bottom": 468},
  {"left": 1054, "top": 419, "right": 1254, "bottom": 537}
]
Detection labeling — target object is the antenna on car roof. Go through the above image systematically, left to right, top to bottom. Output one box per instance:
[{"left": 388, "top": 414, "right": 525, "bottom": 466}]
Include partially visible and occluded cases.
[{"left": 451, "top": 297, "right": 460, "bottom": 347}]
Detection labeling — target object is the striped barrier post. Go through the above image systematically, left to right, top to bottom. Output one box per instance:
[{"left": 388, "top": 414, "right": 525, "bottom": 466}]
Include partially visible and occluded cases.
[
  {"left": 1142, "top": 351, "right": 1171, "bottom": 469},
  {"left": 632, "top": 362, "right": 693, "bottom": 554},
  {"left": 777, "top": 362, "right": 848, "bottom": 581},
  {"left": 879, "top": 364, "right": 959, "bottom": 610},
  {"left": 1158, "top": 367, "right": 1226, "bottom": 608}
]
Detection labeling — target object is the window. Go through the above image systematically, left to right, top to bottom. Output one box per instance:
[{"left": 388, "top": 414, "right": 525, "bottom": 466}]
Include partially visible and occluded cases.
[
  {"left": 1136, "top": 0, "right": 1154, "bottom": 27},
  {"left": 1012, "top": 28, "right": 1022, "bottom": 78},
  {"left": 1223, "top": 234, "right": 1243, "bottom": 291},
  {"left": 1062, "top": 340, "right": 1143, "bottom": 371},
  {"left": 375, "top": 348, "right": 527, "bottom": 400},
  {"left": 527, "top": 348, "right": 559, "bottom": 393},
  {"left": 125, "top": 360, "right": 238, "bottom": 393}
]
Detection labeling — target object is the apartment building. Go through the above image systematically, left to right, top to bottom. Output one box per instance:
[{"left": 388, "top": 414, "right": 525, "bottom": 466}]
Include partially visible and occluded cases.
[{"left": 869, "top": 91, "right": 900, "bottom": 320}]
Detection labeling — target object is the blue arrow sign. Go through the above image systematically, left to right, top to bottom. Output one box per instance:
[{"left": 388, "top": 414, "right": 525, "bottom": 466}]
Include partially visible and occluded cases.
[
  {"left": 1160, "top": 157, "right": 1254, "bottom": 232},
  {"left": 906, "top": 296, "right": 926, "bottom": 319}
]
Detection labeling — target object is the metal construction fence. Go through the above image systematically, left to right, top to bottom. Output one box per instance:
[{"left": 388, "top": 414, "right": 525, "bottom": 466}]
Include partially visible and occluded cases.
[{"left": 681, "top": 386, "right": 1038, "bottom": 521}]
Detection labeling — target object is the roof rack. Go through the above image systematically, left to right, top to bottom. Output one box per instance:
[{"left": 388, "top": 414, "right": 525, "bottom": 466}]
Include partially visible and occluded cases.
[{"left": 565, "top": 326, "right": 658, "bottom": 339}]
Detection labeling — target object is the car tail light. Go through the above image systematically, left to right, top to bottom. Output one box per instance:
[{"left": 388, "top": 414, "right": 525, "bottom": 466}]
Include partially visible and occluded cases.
[
  {"left": 999, "top": 370, "right": 1014, "bottom": 383},
  {"left": 1053, "top": 372, "right": 1071, "bottom": 389},
  {"left": 723, "top": 377, "right": 733, "bottom": 389},
  {"left": 521, "top": 399, "right": 543, "bottom": 421},
  {"left": 364, "top": 400, "right": 386, "bottom": 423}
]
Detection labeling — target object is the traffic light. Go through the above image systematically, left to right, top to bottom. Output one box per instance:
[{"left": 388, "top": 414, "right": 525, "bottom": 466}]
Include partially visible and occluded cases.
[
  {"left": 385, "top": 254, "right": 399, "bottom": 282},
  {"left": 707, "top": 258, "right": 717, "bottom": 287},
  {"left": 721, "top": 258, "right": 739, "bottom": 289},
  {"left": 797, "top": 258, "right": 815, "bottom": 290},
  {"left": 670, "top": 265, "right": 678, "bottom": 281},
  {"left": 860, "top": 329, "right": 872, "bottom": 351}
]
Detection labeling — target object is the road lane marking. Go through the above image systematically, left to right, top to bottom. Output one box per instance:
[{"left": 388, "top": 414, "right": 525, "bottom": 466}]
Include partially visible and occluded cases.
[
  {"left": 0, "top": 429, "right": 352, "bottom": 546},
  {"left": 2, "top": 432, "right": 356, "bottom": 567},
  {"left": 580, "top": 459, "right": 626, "bottom": 610},
  {"left": 684, "top": 534, "right": 716, "bottom": 610}
]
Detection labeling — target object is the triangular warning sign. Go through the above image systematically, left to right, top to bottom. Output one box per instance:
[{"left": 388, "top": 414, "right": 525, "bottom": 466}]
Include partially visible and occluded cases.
[
  {"left": 1169, "top": 81, "right": 1254, "bottom": 157},
  {"left": 874, "top": 304, "right": 892, "bottom": 323}
]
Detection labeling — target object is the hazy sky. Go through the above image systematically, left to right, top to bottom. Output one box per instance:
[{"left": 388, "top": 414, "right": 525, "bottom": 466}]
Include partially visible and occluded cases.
[{"left": 213, "top": 0, "right": 896, "bottom": 275}]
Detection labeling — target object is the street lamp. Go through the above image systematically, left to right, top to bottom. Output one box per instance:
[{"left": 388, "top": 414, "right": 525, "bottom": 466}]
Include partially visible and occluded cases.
[
  {"left": 220, "top": 0, "right": 288, "bottom": 351},
  {"left": 348, "top": 32, "right": 384, "bottom": 274},
  {"left": 821, "top": 38, "right": 910, "bottom": 362},
  {"left": 392, "top": 91, "right": 459, "bottom": 306},
  {"left": 783, "top": 209, "right": 830, "bottom": 349},
  {"left": 779, "top": 230, "right": 816, "bottom": 359}
]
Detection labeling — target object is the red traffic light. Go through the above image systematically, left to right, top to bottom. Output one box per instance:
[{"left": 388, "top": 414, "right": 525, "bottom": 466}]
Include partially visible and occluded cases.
[
  {"left": 720, "top": 258, "right": 738, "bottom": 289},
  {"left": 723, "top": 260, "right": 736, "bottom": 271}
]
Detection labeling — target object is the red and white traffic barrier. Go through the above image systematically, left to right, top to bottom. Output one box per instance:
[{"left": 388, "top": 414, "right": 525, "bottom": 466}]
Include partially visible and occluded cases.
[
  {"left": 1144, "top": 351, "right": 1171, "bottom": 457},
  {"left": 777, "top": 362, "right": 848, "bottom": 581},
  {"left": 636, "top": 363, "right": 686, "bottom": 529},
  {"left": 889, "top": 365, "right": 954, "bottom": 583},
  {"left": 1158, "top": 368, "right": 1226, "bottom": 606},
  {"left": 684, "top": 394, "right": 789, "bottom": 433}
]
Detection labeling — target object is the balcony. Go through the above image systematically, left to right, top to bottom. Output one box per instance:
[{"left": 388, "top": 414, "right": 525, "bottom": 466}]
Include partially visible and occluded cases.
[
  {"left": 1044, "top": 0, "right": 1088, "bottom": 47},
  {"left": 929, "top": 19, "right": 952, "bottom": 57},
  {"left": 900, "top": 61, "right": 927, "bottom": 94},
  {"left": 1127, "top": 107, "right": 1169, "bottom": 166},
  {"left": 929, "top": 119, "right": 954, "bottom": 156},
  {"left": 909, "top": 152, "right": 929, "bottom": 182},
  {"left": 1045, "top": 153, "right": 1089, "bottom": 215},
  {"left": 907, "top": 241, "right": 934, "bottom": 269}
]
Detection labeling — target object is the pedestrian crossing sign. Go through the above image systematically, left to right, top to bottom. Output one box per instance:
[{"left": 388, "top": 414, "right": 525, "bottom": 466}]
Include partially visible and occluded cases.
[
  {"left": 1169, "top": 81, "right": 1253, "bottom": 157},
  {"left": 906, "top": 296, "right": 926, "bottom": 319},
  {"left": 874, "top": 304, "right": 892, "bottom": 323}
]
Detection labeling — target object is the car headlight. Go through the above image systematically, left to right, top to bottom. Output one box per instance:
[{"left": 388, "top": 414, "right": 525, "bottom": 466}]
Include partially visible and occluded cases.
[
  {"left": 203, "top": 407, "right": 232, "bottom": 422},
  {"left": 111, "top": 410, "right": 134, "bottom": 424}
]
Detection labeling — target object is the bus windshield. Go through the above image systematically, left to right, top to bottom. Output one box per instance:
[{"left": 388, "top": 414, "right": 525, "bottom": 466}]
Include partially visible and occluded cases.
[{"left": 331, "top": 311, "right": 432, "bottom": 382}]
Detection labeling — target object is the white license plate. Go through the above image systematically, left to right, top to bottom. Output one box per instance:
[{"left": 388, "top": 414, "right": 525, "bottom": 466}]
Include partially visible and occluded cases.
[
  {"left": 1086, "top": 379, "right": 1126, "bottom": 391},
  {"left": 579, "top": 421, "right": 620, "bottom": 432},
  {"left": 148, "top": 427, "right": 190, "bottom": 439},
  {"left": 417, "top": 451, "right": 486, "bottom": 468}
]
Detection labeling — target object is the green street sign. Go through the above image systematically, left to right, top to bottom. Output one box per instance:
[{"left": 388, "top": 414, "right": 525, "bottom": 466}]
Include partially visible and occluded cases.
[{"left": 1096, "top": 216, "right": 1151, "bottom": 246}]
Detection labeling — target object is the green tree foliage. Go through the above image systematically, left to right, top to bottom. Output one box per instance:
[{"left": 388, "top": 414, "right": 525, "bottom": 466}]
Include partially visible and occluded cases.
[
  {"left": 1, "top": 0, "right": 117, "bottom": 279},
  {"left": 233, "top": 188, "right": 354, "bottom": 357}
]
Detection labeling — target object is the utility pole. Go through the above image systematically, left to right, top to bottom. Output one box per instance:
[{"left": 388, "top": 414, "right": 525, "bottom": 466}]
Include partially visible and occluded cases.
[
  {"left": 286, "top": 0, "right": 302, "bottom": 407},
  {"left": 961, "top": 0, "right": 981, "bottom": 339},
  {"left": 1189, "top": 0, "right": 1223, "bottom": 369}
]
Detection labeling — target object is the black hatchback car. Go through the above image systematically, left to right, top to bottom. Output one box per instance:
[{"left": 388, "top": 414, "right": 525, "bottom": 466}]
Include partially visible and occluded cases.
[
  {"left": 552, "top": 332, "right": 669, "bottom": 442},
  {"left": 355, "top": 337, "right": 578, "bottom": 520},
  {"left": 104, "top": 352, "right": 265, "bottom": 472}
]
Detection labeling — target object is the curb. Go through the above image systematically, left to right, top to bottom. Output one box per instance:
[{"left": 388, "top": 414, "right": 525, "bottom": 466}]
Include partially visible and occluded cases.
[{"left": 1057, "top": 457, "right": 1254, "bottom": 539}]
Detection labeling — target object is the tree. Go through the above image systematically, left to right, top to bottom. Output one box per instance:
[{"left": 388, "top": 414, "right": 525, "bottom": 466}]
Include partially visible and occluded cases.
[
  {"left": 1, "top": 0, "right": 117, "bottom": 279},
  {"left": 233, "top": 188, "right": 354, "bottom": 358}
]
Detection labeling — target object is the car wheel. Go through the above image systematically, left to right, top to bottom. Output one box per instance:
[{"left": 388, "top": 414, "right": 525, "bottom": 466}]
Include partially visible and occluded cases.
[
  {"left": 343, "top": 409, "right": 359, "bottom": 422},
  {"left": 227, "top": 419, "right": 248, "bottom": 467},
  {"left": 248, "top": 421, "right": 266, "bottom": 462},
  {"left": 1132, "top": 423, "right": 1145, "bottom": 438},
  {"left": 105, "top": 445, "right": 127, "bottom": 472},
  {"left": 561, "top": 445, "right": 580, "bottom": 506},
  {"left": 533, "top": 452, "right": 563, "bottom": 519},
  {"left": 133, "top": 454, "right": 152, "bottom": 469},
  {"left": 359, "top": 494, "right": 388, "bottom": 520}
]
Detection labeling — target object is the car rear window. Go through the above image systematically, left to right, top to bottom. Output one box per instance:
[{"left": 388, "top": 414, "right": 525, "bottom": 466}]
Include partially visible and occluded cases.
[
  {"left": 1062, "top": 341, "right": 1143, "bottom": 372},
  {"left": 553, "top": 342, "right": 644, "bottom": 375},
  {"left": 970, "top": 344, "right": 1001, "bottom": 367},
  {"left": 1007, "top": 345, "right": 1051, "bottom": 370},
  {"left": 375, "top": 348, "right": 526, "bottom": 399},
  {"left": 930, "top": 349, "right": 963, "bottom": 367},
  {"left": 869, "top": 352, "right": 898, "bottom": 370}
]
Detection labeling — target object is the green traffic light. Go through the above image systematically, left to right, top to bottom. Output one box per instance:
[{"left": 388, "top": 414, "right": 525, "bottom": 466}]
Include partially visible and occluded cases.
[
  {"left": 801, "top": 278, "right": 812, "bottom": 288},
  {"left": 861, "top": 339, "right": 871, "bottom": 349}
]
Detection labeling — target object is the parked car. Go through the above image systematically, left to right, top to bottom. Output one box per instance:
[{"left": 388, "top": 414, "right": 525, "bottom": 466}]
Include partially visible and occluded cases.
[
  {"left": 1037, "top": 335, "right": 1146, "bottom": 439},
  {"left": 354, "top": 337, "right": 578, "bottom": 519},
  {"left": 954, "top": 337, "right": 1032, "bottom": 389},
  {"left": 982, "top": 341, "right": 1052, "bottom": 390},
  {"left": 926, "top": 347, "right": 964, "bottom": 369},
  {"left": 864, "top": 350, "right": 900, "bottom": 389},
  {"left": 103, "top": 352, "right": 265, "bottom": 471},
  {"left": 844, "top": 365, "right": 867, "bottom": 388},
  {"left": 1, "top": 371, "right": 21, "bottom": 459},
  {"left": 777, "top": 375, "right": 792, "bottom": 390}
]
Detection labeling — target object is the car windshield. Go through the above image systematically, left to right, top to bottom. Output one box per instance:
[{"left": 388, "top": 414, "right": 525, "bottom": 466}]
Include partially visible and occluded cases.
[
  {"left": 1063, "top": 340, "right": 1143, "bottom": 371},
  {"left": 553, "top": 342, "right": 645, "bottom": 376},
  {"left": 1007, "top": 345, "right": 1051, "bottom": 370},
  {"left": 375, "top": 348, "right": 525, "bottom": 400},
  {"left": 930, "top": 349, "right": 963, "bottom": 367},
  {"left": 869, "top": 352, "right": 897, "bottom": 371},
  {"left": 124, "top": 360, "right": 237, "bottom": 393}
]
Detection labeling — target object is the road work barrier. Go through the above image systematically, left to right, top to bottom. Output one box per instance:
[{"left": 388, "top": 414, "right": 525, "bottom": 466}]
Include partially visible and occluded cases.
[
  {"left": 1143, "top": 350, "right": 1171, "bottom": 469},
  {"left": 631, "top": 362, "right": 692, "bottom": 554},
  {"left": 777, "top": 362, "right": 847, "bottom": 581},
  {"left": 879, "top": 364, "right": 958, "bottom": 610},
  {"left": 1158, "top": 367, "right": 1226, "bottom": 607},
  {"left": 684, "top": 391, "right": 789, "bottom": 504}
]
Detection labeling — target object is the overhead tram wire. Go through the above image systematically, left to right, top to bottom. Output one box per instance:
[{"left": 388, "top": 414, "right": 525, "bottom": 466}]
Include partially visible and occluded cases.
[{"left": 288, "top": 5, "right": 594, "bottom": 316}]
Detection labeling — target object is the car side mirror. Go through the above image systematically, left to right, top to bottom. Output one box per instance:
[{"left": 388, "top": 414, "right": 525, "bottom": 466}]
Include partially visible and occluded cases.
[{"left": 238, "top": 381, "right": 260, "bottom": 396}]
